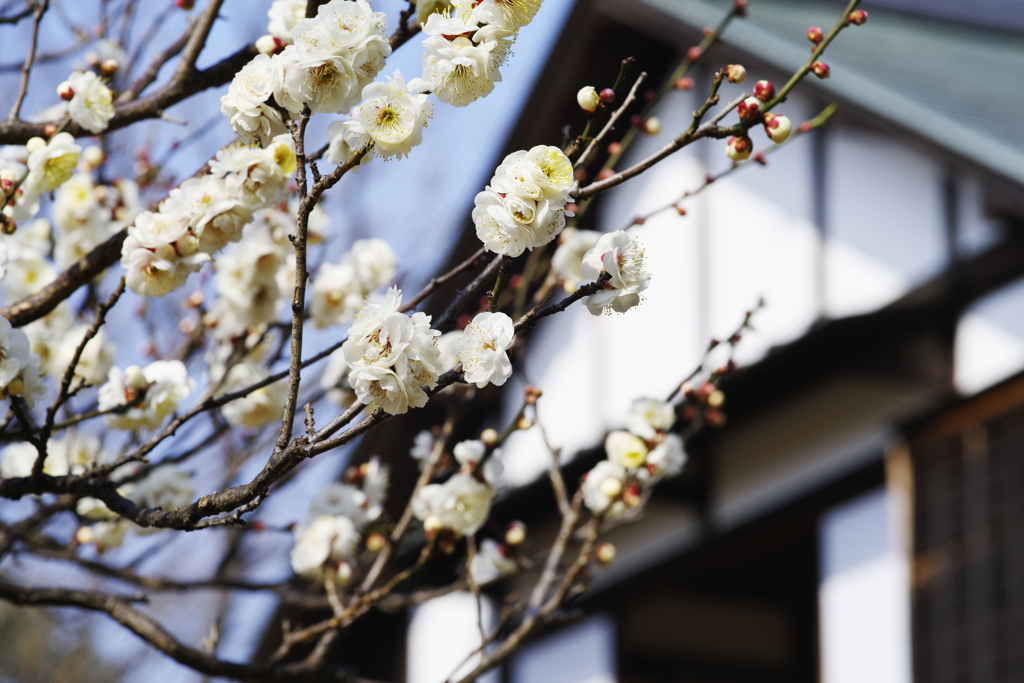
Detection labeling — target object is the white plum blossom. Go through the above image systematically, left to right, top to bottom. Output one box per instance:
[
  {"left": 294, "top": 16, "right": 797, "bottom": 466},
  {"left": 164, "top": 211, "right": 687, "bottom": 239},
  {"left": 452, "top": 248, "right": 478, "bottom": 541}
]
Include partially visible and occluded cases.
[
  {"left": 268, "top": 0, "right": 307, "bottom": 43},
  {"left": 275, "top": 0, "right": 391, "bottom": 114},
  {"left": 455, "top": 0, "right": 543, "bottom": 31},
  {"left": 421, "top": 13, "right": 510, "bottom": 107},
  {"left": 221, "top": 54, "right": 287, "bottom": 145},
  {"left": 65, "top": 70, "right": 114, "bottom": 134},
  {"left": 343, "top": 71, "right": 432, "bottom": 159},
  {"left": 24, "top": 133, "right": 80, "bottom": 194},
  {"left": 210, "top": 135, "right": 297, "bottom": 210},
  {"left": 473, "top": 146, "right": 573, "bottom": 257},
  {"left": 166, "top": 175, "right": 253, "bottom": 254},
  {"left": 208, "top": 227, "right": 284, "bottom": 337},
  {"left": 551, "top": 228, "right": 600, "bottom": 293},
  {"left": 580, "top": 230, "right": 651, "bottom": 315},
  {"left": 121, "top": 234, "right": 207, "bottom": 297},
  {"left": 310, "top": 262, "right": 363, "bottom": 328},
  {"left": 342, "top": 287, "right": 441, "bottom": 415},
  {"left": 455, "top": 311, "right": 514, "bottom": 388},
  {"left": 0, "top": 317, "right": 46, "bottom": 408},
  {"left": 52, "top": 326, "right": 115, "bottom": 386},
  {"left": 436, "top": 331, "right": 461, "bottom": 373},
  {"left": 98, "top": 360, "right": 194, "bottom": 430},
  {"left": 217, "top": 361, "right": 285, "bottom": 429},
  {"left": 625, "top": 397, "right": 676, "bottom": 440},
  {"left": 410, "top": 429, "right": 435, "bottom": 466},
  {"left": 605, "top": 430, "right": 648, "bottom": 471},
  {"left": 642, "top": 433, "right": 686, "bottom": 483},
  {"left": 453, "top": 438, "right": 503, "bottom": 487},
  {"left": 1, "top": 442, "right": 42, "bottom": 478},
  {"left": 362, "top": 455, "right": 390, "bottom": 510},
  {"left": 581, "top": 459, "right": 626, "bottom": 515},
  {"left": 134, "top": 465, "right": 194, "bottom": 511},
  {"left": 412, "top": 473, "right": 496, "bottom": 536},
  {"left": 307, "top": 482, "right": 380, "bottom": 530},
  {"left": 290, "top": 514, "right": 360, "bottom": 579},
  {"left": 469, "top": 538, "right": 518, "bottom": 584}
]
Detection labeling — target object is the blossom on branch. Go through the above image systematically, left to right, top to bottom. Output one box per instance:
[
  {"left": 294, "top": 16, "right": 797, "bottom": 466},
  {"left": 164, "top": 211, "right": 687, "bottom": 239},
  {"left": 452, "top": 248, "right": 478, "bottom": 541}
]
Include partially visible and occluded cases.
[
  {"left": 63, "top": 70, "right": 114, "bottom": 134},
  {"left": 342, "top": 71, "right": 433, "bottom": 159},
  {"left": 580, "top": 230, "right": 651, "bottom": 315},
  {"left": 455, "top": 311, "right": 514, "bottom": 388},
  {"left": 98, "top": 360, "right": 194, "bottom": 430},
  {"left": 412, "top": 472, "right": 496, "bottom": 536}
]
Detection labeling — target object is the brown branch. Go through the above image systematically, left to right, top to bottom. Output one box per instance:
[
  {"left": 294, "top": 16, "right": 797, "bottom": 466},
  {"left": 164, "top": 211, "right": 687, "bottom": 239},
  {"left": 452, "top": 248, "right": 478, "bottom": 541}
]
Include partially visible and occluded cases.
[{"left": 6, "top": 0, "right": 47, "bottom": 122}]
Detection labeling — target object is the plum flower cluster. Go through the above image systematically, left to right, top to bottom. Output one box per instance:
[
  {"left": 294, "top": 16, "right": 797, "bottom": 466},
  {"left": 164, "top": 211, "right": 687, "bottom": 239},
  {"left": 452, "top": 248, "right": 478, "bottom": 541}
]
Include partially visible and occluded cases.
[
  {"left": 221, "top": 0, "right": 390, "bottom": 144},
  {"left": 119, "top": 136, "right": 297, "bottom": 297},
  {"left": 473, "top": 145, "right": 574, "bottom": 256},
  {"left": 579, "top": 230, "right": 651, "bottom": 315},
  {"left": 341, "top": 287, "right": 441, "bottom": 415},
  {"left": 455, "top": 311, "right": 515, "bottom": 388},
  {"left": 0, "top": 317, "right": 46, "bottom": 408},
  {"left": 97, "top": 360, "right": 194, "bottom": 431},
  {"left": 582, "top": 397, "right": 686, "bottom": 517},
  {"left": 290, "top": 457, "right": 390, "bottom": 583}
]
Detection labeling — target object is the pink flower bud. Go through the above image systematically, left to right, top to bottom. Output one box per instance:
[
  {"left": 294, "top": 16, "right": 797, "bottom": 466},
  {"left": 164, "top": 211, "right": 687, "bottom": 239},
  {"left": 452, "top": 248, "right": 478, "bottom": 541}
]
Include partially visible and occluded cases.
[
  {"left": 175, "top": 0, "right": 194, "bottom": 9},
  {"left": 733, "top": 0, "right": 748, "bottom": 16},
  {"left": 848, "top": 9, "right": 868, "bottom": 25},
  {"left": 807, "top": 26, "right": 823, "bottom": 44},
  {"left": 255, "top": 34, "right": 280, "bottom": 55},
  {"left": 687, "top": 46, "right": 703, "bottom": 61},
  {"left": 100, "top": 59, "right": 118, "bottom": 78},
  {"left": 811, "top": 61, "right": 831, "bottom": 79},
  {"left": 724, "top": 64, "right": 746, "bottom": 84},
  {"left": 675, "top": 76, "right": 694, "bottom": 90},
  {"left": 753, "top": 80, "right": 775, "bottom": 102},
  {"left": 57, "top": 81, "right": 75, "bottom": 101},
  {"left": 577, "top": 86, "right": 601, "bottom": 114},
  {"left": 599, "top": 88, "right": 616, "bottom": 103},
  {"left": 763, "top": 113, "right": 792, "bottom": 143},
  {"left": 642, "top": 117, "right": 661, "bottom": 135},
  {"left": 43, "top": 123, "right": 58, "bottom": 137},
  {"left": 725, "top": 135, "right": 753, "bottom": 161},
  {"left": 607, "top": 141, "right": 622, "bottom": 155},
  {"left": 597, "top": 168, "right": 614, "bottom": 181},
  {"left": 366, "top": 532, "right": 386, "bottom": 552},
  {"left": 595, "top": 543, "right": 617, "bottom": 565}
]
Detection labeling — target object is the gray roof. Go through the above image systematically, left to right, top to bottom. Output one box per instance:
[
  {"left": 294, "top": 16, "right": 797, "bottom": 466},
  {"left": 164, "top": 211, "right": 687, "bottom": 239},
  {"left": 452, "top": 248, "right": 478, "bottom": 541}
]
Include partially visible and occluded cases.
[{"left": 637, "top": 0, "right": 1024, "bottom": 187}]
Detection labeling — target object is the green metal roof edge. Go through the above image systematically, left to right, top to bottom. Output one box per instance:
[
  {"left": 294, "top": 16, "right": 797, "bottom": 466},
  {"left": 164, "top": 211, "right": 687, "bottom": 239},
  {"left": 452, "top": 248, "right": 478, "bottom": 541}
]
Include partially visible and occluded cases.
[{"left": 638, "top": 0, "right": 1024, "bottom": 188}]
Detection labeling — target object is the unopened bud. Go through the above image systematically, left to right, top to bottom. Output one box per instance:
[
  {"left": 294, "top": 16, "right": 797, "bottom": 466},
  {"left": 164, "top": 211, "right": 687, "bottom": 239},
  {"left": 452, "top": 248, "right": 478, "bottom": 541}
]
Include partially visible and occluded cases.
[
  {"left": 175, "top": 0, "right": 195, "bottom": 9},
  {"left": 733, "top": 0, "right": 748, "bottom": 16},
  {"left": 848, "top": 9, "right": 868, "bottom": 25},
  {"left": 806, "top": 26, "right": 823, "bottom": 44},
  {"left": 255, "top": 34, "right": 279, "bottom": 55},
  {"left": 687, "top": 46, "right": 703, "bottom": 61},
  {"left": 85, "top": 51, "right": 101, "bottom": 68},
  {"left": 100, "top": 59, "right": 118, "bottom": 78},
  {"left": 811, "top": 61, "right": 831, "bottom": 79},
  {"left": 724, "top": 64, "right": 746, "bottom": 84},
  {"left": 675, "top": 76, "right": 694, "bottom": 90},
  {"left": 753, "top": 80, "right": 775, "bottom": 102},
  {"left": 57, "top": 81, "right": 75, "bottom": 101},
  {"left": 577, "top": 86, "right": 601, "bottom": 114},
  {"left": 599, "top": 88, "right": 616, "bottom": 103},
  {"left": 737, "top": 96, "right": 761, "bottom": 120},
  {"left": 763, "top": 113, "right": 792, "bottom": 143},
  {"left": 642, "top": 117, "right": 661, "bottom": 135},
  {"left": 43, "top": 123, "right": 58, "bottom": 138},
  {"left": 725, "top": 135, "right": 753, "bottom": 161},
  {"left": 26, "top": 137, "right": 46, "bottom": 154},
  {"left": 607, "top": 141, "right": 622, "bottom": 155},
  {"left": 82, "top": 146, "right": 104, "bottom": 168},
  {"left": 597, "top": 168, "right": 615, "bottom": 181},
  {"left": 675, "top": 204, "right": 687, "bottom": 216},
  {"left": 0, "top": 216, "right": 14, "bottom": 236},
  {"left": 176, "top": 233, "right": 199, "bottom": 256},
  {"left": 154, "top": 243, "right": 177, "bottom": 261},
  {"left": 186, "top": 290, "right": 204, "bottom": 308},
  {"left": 178, "top": 317, "right": 198, "bottom": 335},
  {"left": 125, "top": 365, "right": 148, "bottom": 390},
  {"left": 6, "top": 377, "right": 23, "bottom": 397},
  {"left": 524, "top": 384, "right": 543, "bottom": 404},
  {"left": 707, "top": 390, "right": 725, "bottom": 408},
  {"left": 705, "top": 408, "right": 726, "bottom": 428},
  {"left": 517, "top": 415, "right": 534, "bottom": 431},
  {"left": 480, "top": 428, "right": 499, "bottom": 447},
  {"left": 599, "top": 477, "right": 623, "bottom": 499},
  {"left": 622, "top": 482, "right": 642, "bottom": 507},
  {"left": 424, "top": 515, "right": 444, "bottom": 536},
  {"left": 505, "top": 521, "right": 526, "bottom": 546},
  {"left": 75, "top": 526, "right": 96, "bottom": 545},
  {"left": 366, "top": 532, "right": 386, "bottom": 552},
  {"left": 595, "top": 542, "right": 616, "bottom": 564},
  {"left": 334, "top": 561, "right": 353, "bottom": 585}
]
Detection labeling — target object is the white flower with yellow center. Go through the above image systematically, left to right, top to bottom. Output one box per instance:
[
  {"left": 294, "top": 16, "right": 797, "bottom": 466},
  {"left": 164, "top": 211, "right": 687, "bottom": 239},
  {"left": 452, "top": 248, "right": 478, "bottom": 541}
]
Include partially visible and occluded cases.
[
  {"left": 267, "top": 0, "right": 306, "bottom": 43},
  {"left": 455, "top": 0, "right": 543, "bottom": 31},
  {"left": 421, "top": 13, "right": 508, "bottom": 107},
  {"left": 275, "top": 44, "right": 358, "bottom": 115},
  {"left": 221, "top": 53, "right": 287, "bottom": 145},
  {"left": 65, "top": 70, "right": 114, "bottom": 134},
  {"left": 344, "top": 71, "right": 432, "bottom": 159},
  {"left": 24, "top": 133, "right": 80, "bottom": 194},
  {"left": 210, "top": 135, "right": 296, "bottom": 210},
  {"left": 491, "top": 146, "right": 573, "bottom": 200},
  {"left": 53, "top": 173, "right": 99, "bottom": 232},
  {"left": 167, "top": 175, "right": 252, "bottom": 254},
  {"left": 472, "top": 189, "right": 566, "bottom": 257},
  {"left": 128, "top": 209, "right": 190, "bottom": 249},
  {"left": 580, "top": 230, "right": 651, "bottom": 315},
  {"left": 310, "top": 261, "right": 363, "bottom": 328},
  {"left": 456, "top": 311, "right": 514, "bottom": 388},
  {"left": 99, "top": 360, "right": 194, "bottom": 431},
  {"left": 216, "top": 361, "right": 285, "bottom": 429},
  {"left": 625, "top": 397, "right": 676, "bottom": 440},
  {"left": 605, "top": 430, "right": 649, "bottom": 470},
  {"left": 643, "top": 433, "right": 686, "bottom": 483},
  {"left": 581, "top": 459, "right": 627, "bottom": 515},
  {"left": 412, "top": 473, "right": 496, "bottom": 536},
  {"left": 291, "top": 514, "right": 360, "bottom": 579}
]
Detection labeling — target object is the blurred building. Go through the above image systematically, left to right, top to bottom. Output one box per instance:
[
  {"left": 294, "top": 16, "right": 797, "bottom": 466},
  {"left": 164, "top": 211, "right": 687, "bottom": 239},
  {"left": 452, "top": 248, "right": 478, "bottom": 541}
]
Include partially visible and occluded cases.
[{"left": 275, "top": 1, "right": 1024, "bottom": 681}]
